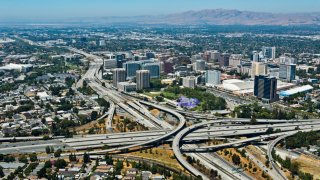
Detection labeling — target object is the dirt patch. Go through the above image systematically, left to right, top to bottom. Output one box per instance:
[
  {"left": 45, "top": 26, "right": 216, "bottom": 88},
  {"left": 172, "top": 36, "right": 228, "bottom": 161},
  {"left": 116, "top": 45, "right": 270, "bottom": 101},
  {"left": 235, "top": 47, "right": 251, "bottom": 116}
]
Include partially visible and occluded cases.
[{"left": 293, "top": 154, "right": 320, "bottom": 179}]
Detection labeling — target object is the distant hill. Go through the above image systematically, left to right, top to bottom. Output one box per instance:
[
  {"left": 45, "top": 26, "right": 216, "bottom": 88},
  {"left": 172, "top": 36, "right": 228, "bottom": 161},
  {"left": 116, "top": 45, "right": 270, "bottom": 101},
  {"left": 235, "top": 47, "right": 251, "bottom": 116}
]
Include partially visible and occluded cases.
[
  {"left": 2, "top": 9, "right": 320, "bottom": 26},
  {"left": 154, "top": 9, "right": 320, "bottom": 25}
]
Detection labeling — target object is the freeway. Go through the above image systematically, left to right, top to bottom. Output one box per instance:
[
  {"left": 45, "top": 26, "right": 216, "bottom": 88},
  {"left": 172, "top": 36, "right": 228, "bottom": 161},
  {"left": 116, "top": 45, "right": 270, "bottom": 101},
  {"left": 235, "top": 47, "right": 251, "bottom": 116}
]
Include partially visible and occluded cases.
[
  {"left": 65, "top": 47, "right": 320, "bottom": 179},
  {"left": 106, "top": 102, "right": 115, "bottom": 129},
  {"left": 172, "top": 119, "right": 320, "bottom": 179},
  {"left": 62, "top": 120, "right": 320, "bottom": 149},
  {"left": 267, "top": 134, "right": 293, "bottom": 180}
]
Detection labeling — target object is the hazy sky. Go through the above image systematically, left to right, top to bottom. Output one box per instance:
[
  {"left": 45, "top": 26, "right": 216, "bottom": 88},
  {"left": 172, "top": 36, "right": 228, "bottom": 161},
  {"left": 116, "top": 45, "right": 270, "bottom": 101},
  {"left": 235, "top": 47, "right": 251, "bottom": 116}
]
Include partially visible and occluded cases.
[{"left": 1, "top": 0, "right": 320, "bottom": 19}]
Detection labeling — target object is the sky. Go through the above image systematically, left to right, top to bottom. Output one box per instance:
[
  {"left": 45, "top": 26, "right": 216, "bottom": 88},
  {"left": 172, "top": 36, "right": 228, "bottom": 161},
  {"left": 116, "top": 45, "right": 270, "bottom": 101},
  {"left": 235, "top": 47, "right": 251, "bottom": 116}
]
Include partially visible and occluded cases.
[{"left": 0, "top": 0, "right": 320, "bottom": 19}]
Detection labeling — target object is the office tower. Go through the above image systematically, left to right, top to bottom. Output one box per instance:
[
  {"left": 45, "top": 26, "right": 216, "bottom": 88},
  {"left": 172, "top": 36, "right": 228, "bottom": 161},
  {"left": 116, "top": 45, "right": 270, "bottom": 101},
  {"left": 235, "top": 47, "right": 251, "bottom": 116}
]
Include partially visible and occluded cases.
[
  {"left": 99, "top": 39, "right": 106, "bottom": 46},
  {"left": 262, "top": 47, "right": 276, "bottom": 59},
  {"left": 210, "top": 50, "right": 220, "bottom": 62},
  {"left": 146, "top": 51, "right": 155, "bottom": 59},
  {"left": 252, "top": 51, "right": 260, "bottom": 62},
  {"left": 219, "top": 53, "right": 230, "bottom": 67},
  {"left": 105, "top": 54, "right": 116, "bottom": 60},
  {"left": 115, "top": 54, "right": 125, "bottom": 68},
  {"left": 191, "top": 54, "right": 202, "bottom": 63},
  {"left": 229, "top": 54, "right": 243, "bottom": 68},
  {"left": 279, "top": 56, "right": 297, "bottom": 64},
  {"left": 103, "top": 59, "right": 117, "bottom": 69},
  {"left": 194, "top": 59, "right": 206, "bottom": 71},
  {"left": 123, "top": 61, "right": 141, "bottom": 79},
  {"left": 163, "top": 61, "right": 173, "bottom": 74},
  {"left": 251, "top": 62, "right": 268, "bottom": 78},
  {"left": 141, "top": 63, "right": 160, "bottom": 78},
  {"left": 279, "top": 64, "right": 296, "bottom": 82},
  {"left": 112, "top": 68, "right": 126, "bottom": 87},
  {"left": 269, "top": 68, "right": 280, "bottom": 78},
  {"left": 136, "top": 70, "right": 150, "bottom": 90},
  {"left": 205, "top": 70, "right": 221, "bottom": 86},
  {"left": 254, "top": 75, "right": 277, "bottom": 102},
  {"left": 182, "top": 76, "right": 196, "bottom": 88},
  {"left": 117, "top": 82, "right": 137, "bottom": 92}
]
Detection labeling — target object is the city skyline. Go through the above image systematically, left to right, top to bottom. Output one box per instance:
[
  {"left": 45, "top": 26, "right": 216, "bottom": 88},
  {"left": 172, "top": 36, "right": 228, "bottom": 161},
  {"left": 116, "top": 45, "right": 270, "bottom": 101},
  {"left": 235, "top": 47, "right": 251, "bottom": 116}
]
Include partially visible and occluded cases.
[{"left": 1, "top": 0, "right": 320, "bottom": 19}]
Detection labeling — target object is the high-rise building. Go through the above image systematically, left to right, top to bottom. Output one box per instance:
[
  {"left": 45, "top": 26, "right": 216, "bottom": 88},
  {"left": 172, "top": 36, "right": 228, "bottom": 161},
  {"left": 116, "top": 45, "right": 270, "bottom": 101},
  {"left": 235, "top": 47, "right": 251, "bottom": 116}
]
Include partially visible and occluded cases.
[
  {"left": 99, "top": 39, "right": 106, "bottom": 46},
  {"left": 262, "top": 47, "right": 276, "bottom": 59},
  {"left": 210, "top": 50, "right": 220, "bottom": 62},
  {"left": 146, "top": 51, "right": 155, "bottom": 59},
  {"left": 252, "top": 51, "right": 260, "bottom": 62},
  {"left": 219, "top": 53, "right": 230, "bottom": 67},
  {"left": 191, "top": 54, "right": 202, "bottom": 63},
  {"left": 229, "top": 54, "right": 243, "bottom": 68},
  {"left": 279, "top": 56, "right": 297, "bottom": 64},
  {"left": 103, "top": 59, "right": 117, "bottom": 69},
  {"left": 194, "top": 59, "right": 206, "bottom": 71},
  {"left": 163, "top": 61, "right": 173, "bottom": 74},
  {"left": 123, "top": 62, "right": 141, "bottom": 79},
  {"left": 251, "top": 62, "right": 268, "bottom": 78},
  {"left": 142, "top": 63, "right": 160, "bottom": 78},
  {"left": 279, "top": 64, "right": 296, "bottom": 82},
  {"left": 112, "top": 68, "right": 126, "bottom": 87},
  {"left": 136, "top": 70, "right": 150, "bottom": 90},
  {"left": 205, "top": 70, "right": 221, "bottom": 86},
  {"left": 254, "top": 75, "right": 277, "bottom": 102},
  {"left": 182, "top": 76, "right": 196, "bottom": 88}
]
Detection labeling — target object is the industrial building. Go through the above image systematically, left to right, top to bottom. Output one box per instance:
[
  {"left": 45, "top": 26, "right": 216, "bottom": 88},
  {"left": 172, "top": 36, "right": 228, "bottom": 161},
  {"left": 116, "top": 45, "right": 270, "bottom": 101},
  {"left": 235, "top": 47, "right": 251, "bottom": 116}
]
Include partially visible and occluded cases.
[{"left": 279, "top": 85, "right": 313, "bottom": 97}]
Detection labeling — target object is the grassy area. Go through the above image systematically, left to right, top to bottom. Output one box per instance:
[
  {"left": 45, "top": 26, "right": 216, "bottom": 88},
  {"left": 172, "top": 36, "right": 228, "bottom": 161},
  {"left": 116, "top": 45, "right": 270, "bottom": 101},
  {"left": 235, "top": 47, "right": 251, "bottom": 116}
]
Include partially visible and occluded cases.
[
  {"left": 161, "top": 92, "right": 179, "bottom": 100},
  {"left": 129, "top": 145, "right": 184, "bottom": 171},
  {"left": 293, "top": 155, "right": 320, "bottom": 179}
]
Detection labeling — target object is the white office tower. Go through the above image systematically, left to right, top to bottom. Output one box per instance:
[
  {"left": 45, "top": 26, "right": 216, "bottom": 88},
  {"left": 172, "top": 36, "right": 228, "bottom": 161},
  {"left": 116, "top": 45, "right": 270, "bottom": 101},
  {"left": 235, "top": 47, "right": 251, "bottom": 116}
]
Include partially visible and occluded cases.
[
  {"left": 99, "top": 39, "right": 106, "bottom": 46},
  {"left": 262, "top": 46, "right": 276, "bottom": 59},
  {"left": 252, "top": 51, "right": 260, "bottom": 62},
  {"left": 229, "top": 54, "right": 243, "bottom": 67},
  {"left": 279, "top": 56, "right": 297, "bottom": 64},
  {"left": 103, "top": 59, "right": 117, "bottom": 69},
  {"left": 194, "top": 59, "right": 206, "bottom": 71},
  {"left": 251, "top": 62, "right": 268, "bottom": 78},
  {"left": 112, "top": 68, "right": 126, "bottom": 87},
  {"left": 136, "top": 70, "right": 150, "bottom": 90},
  {"left": 205, "top": 70, "right": 221, "bottom": 87},
  {"left": 182, "top": 76, "right": 196, "bottom": 88}
]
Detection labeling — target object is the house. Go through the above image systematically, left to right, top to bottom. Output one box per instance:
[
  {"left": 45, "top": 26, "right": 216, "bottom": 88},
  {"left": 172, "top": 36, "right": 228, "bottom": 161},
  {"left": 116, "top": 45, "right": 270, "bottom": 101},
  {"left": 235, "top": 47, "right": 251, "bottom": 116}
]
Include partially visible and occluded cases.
[
  {"left": 126, "top": 168, "right": 138, "bottom": 175},
  {"left": 141, "top": 171, "right": 152, "bottom": 180}
]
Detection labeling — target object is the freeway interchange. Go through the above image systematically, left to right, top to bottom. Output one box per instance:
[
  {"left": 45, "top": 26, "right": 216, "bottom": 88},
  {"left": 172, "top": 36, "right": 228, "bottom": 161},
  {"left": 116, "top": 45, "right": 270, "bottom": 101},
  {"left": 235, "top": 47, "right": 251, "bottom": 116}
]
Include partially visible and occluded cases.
[{"left": 5, "top": 48, "right": 319, "bottom": 180}]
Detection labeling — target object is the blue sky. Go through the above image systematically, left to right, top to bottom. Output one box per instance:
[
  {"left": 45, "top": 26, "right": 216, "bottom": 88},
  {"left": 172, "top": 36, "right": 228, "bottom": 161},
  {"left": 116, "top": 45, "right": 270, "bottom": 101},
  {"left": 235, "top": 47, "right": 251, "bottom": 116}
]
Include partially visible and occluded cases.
[{"left": 1, "top": 0, "right": 320, "bottom": 19}]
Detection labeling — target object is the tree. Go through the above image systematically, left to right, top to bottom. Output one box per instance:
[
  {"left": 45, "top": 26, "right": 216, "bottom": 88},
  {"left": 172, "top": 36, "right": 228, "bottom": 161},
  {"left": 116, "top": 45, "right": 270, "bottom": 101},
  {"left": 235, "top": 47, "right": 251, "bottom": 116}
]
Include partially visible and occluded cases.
[
  {"left": 91, "top": 111, "right": 98, "bottom": 120},
  {"left": 250, "top": 113, "right": 257, "bottom": 125},
  {"left": 266, "top": 127, "right": 274, "bottom": 134},
  {"left": 46, "top": 146, "right": 51, "bottom": 154},
  {"left": 50, "top": 146, "right": 55, "bottom": 153},
  {"left": 54, "top": 149, "right": 62, "bottom": 157},
  {"left": 29, "top": 153, "right": 38, "bottom": 162},
  {"left": 69, "top": 153, "right": 77, "bottom": 162},
  {"left": 83, "top": 153, "right": 90, "bottom": 163},
  {"left": 104, "top": 154, "right": 113, "bottom": 165},
  {"left": 231, "top": 154, "right": 241, "bottom": 165},
  {"left": 18, "top": 155, "right": 28, "bottom": 164},
  {"left": 55, "top": 159, "right": 67, "bottom": 169},
  {"left": 0, "top": 166, "right": 4, "bottom": 178},
  {"left": 37, "top": 166, "right": 47, "bottom": 178}
]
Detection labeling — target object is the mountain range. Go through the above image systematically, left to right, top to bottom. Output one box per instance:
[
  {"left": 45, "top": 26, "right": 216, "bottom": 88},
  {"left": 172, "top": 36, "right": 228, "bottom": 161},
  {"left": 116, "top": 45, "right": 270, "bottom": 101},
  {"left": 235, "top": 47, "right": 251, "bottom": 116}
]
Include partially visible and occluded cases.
[{"left": 2, "top": 9, "right": 320, "bottom": 26}]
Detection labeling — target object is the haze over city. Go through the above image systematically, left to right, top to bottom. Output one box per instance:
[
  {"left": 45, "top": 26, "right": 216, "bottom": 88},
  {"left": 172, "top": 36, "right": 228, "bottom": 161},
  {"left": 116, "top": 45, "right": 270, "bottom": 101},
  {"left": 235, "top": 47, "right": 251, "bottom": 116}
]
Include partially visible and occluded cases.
[{"left": 1, "top": 0, "right": 320, "bottom": 19}]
